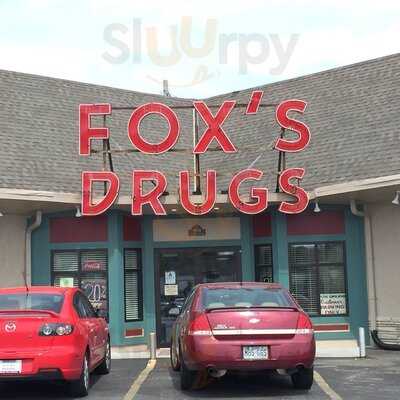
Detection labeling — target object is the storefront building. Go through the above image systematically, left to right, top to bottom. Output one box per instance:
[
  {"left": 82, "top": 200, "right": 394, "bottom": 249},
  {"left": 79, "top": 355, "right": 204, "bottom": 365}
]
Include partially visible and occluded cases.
[
  {"left": 0, "top": 53, "right": 399, "bottom": 356},
  {"left": 30, "top": 207, "right": 367, "bottom": 351}
]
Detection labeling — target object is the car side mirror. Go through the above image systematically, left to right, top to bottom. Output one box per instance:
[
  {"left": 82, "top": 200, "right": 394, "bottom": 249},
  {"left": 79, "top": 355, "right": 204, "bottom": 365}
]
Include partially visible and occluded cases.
[{"left": 96, "top": 308, "right": 109, "bottom": 320}]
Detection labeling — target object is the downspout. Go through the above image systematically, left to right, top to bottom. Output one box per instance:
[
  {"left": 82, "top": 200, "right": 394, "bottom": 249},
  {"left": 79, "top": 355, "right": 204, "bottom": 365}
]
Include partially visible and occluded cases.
[
  {"left": 350, "top": 200, "right": 377, "bottom": 331},
  {"left": 25, "top": 211, "right": 42, "bottom": 286}
]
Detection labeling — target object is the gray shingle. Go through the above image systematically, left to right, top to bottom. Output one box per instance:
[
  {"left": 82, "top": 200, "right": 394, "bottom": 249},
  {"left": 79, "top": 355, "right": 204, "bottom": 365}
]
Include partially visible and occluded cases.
[{"left": 0, "top": 53, "right": 399, "bottom": 195}]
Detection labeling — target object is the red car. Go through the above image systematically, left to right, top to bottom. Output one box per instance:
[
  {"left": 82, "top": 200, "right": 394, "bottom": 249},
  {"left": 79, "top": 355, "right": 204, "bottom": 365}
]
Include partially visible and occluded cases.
[
  {"left": 170, "top": 282, "right": 315, "bottom": 391},
  {"left": 0, "top": 286, "right": 110, "bottom": 397}
]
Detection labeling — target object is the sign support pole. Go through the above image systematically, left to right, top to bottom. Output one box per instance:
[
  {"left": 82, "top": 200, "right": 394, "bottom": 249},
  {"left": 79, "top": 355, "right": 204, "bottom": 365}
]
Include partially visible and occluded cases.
[
  {"left": 192, "top": 108, "right": 201, "bottom": 195},
  {"left": 275, "top": 128, "right": 286, "bottom": 193}
]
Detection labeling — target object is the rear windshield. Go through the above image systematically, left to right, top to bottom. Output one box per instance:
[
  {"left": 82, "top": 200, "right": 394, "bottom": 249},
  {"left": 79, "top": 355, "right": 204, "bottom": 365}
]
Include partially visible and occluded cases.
[
  {"left": 202, "top": 287, "right": 296, "bottom": 310},
  {"left": 0, "top": 293, "right": 64, "bottom": 313}
]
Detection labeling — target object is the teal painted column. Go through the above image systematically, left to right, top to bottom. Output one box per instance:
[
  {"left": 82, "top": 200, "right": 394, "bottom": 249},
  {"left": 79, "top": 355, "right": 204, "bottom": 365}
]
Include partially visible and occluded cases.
[
  {"left": 345, "top": 208, "right": 369, "bottom": 342},
  {"left": 272, "top": 210, "right": 289, "bottom": 288},
  {"left": 107, "top": 211, "right": 124, "bottom": 346},
  {"left": 240, "top": 214, "right": 254, "bottom": 281},
  {"left": 31, "top": 215, "right": 51, "bottom": 285},
  {"left": 143, "top": 216, "right": 156, "bottom": 337}
]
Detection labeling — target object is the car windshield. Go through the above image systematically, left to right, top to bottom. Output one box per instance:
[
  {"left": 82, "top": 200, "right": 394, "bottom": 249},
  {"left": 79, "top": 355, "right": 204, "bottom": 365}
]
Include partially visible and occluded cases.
[
  {"left": 202, "top": 287, "right": 296, "bottom": 310},
  {"left": 0, "top": 293, "right": 64, "bottom": 313}
]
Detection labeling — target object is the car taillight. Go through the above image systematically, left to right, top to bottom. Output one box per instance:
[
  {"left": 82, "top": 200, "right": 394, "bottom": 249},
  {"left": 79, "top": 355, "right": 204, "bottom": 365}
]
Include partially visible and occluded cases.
[
  {"left": 296, "top": 312, "right": 313, "bottom": 334},
  {"left": 188, "top": 313, "right": 212, "bottom": 336},
  {"left": 39, "top": 323, "right": 74, "bottom": 336}
]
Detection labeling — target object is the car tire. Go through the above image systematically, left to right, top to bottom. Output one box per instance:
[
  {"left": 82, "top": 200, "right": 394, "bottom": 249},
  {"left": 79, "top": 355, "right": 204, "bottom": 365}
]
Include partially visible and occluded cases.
[
  {"left": 96, "top": 337, "right": 111, "bottom": 375},
  {"left": 170, "top": 339, "right": 180, "bottom": 371},
  {"left": 179, "top": 346, "right": 197, "bottom": 391},
  {"left": 70, "top": 352, "right": 90, "bottom": 397},
  {"left": 291, "top": 366, "right": 314, "bottom": 390}
]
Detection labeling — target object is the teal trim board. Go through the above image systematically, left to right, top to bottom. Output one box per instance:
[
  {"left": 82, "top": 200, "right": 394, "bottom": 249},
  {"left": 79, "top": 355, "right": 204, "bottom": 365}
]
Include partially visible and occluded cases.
[
  {"left": 344, "top": 208, "right": 369, "bottom": 343},
  {"left": 272, "top": 209, "right": 290, "bottom": 288},
  {"left": 106, "top": 212, "right": 124, "bottom": 346},
  {"left": 31, "top": 214, "right": 51, "bottom": 285},
  {"left": 240, "top": 214, "right": 254, "bottom": 281},
  {"left": 141, "top": 215, "right": 156, "bottom": 346},
  {"left": 153, "top": 240, "right": 242, "bottom": 248}
]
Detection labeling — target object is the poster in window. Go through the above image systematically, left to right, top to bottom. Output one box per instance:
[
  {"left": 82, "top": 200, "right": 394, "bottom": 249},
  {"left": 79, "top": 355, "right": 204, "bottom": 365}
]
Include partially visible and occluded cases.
[
  {"left": 82, "top": 260, "right": 106, "bottom": 272},
  {"left": 165, "top": 271, "right": 176, "bottom": 285},
  {"left": 59, "top": 277, "right": 74, "bottom": 288},
  {"left": 81, "top": 278, "right": 107, "bottom": 310},
  {"left": 164, "top": 284, "right": 178, "bottom": 296},
  {"left": 320, "top": 293, "right": 346, "bottom": 315}
]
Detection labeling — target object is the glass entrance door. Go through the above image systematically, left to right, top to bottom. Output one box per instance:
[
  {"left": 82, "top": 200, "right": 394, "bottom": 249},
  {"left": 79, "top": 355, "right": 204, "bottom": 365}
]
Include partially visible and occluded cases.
[{"left": 155, "top": 246, "right": 241, "bottom": 347}]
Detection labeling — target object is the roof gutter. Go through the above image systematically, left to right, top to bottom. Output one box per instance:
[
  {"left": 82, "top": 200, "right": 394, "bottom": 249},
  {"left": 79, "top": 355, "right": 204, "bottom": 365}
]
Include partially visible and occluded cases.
[
  {"left": 350, "top": 199, "right": 364, "bottom": 217},
  {"left": 25, "top": 211, "right": 42, "bottom": 286}
]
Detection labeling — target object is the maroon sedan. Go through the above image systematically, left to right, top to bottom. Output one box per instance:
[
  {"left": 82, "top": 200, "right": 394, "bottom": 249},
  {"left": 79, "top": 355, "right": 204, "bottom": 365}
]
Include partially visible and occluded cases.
[{"left": 170, "top": 282, "right": 315, "bottom": 391}]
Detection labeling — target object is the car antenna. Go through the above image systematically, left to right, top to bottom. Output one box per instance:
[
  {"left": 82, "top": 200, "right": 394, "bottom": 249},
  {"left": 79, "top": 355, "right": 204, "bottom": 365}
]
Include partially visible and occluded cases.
[{"left": 21, "top": 271, "right": 30, "bottom": 306}]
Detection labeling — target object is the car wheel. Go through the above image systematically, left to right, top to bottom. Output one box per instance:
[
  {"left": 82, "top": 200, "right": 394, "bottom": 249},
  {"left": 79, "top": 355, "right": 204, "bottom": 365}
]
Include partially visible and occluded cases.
[
  {"left": 96, "top": 337, "right": 111, "bottom": 375},
  {"left": 170, "top": 339, "right": 180, "bottom": 371},
  {"left": 179, "top": 345, "right": 198, "bottom": 391},
  {"left": 70, "top": 352, "right": 90, "bottom": 397},
  {"left": 291, "top": 366, "right": 314, "bottom": 390}
]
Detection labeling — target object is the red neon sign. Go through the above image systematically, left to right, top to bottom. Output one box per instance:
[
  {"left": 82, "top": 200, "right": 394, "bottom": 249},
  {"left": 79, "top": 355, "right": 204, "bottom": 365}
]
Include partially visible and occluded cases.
[
  {"left": 79, "top": 97, "right": 311, "bottom": 216},
  {"left": 275, "top": 99, "right": 310, "bottom": 152},
  {"left": 193, "top": 101, "right": 237, "bottom": 153},
  {"left": 128, "top": 103, "right": 180, "bottom": 154},
  {"left": 79, "top": 104, "right": 111, "bottom": 156},
  {"left": 278, "top": 168, "right": 309, "bottom": 214},
  {"left": 229, "top": 169, "right": 268, "bottom": 214},
  {"left": 132, "top": 170, "right": 167, "bottom": 215},
  {"left": 179, "top": 170, "right": 217, "bottom": 215},
  {"left": 81, "top": 171, "right": 119, "bottom": 216}
]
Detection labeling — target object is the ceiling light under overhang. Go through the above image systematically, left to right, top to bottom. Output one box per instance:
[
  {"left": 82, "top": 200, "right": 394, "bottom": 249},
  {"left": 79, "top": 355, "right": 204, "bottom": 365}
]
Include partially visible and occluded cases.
[
  {"left": 392, "top": 191, "right": 400, "bottom": 205},
  {"left": 75, "top": 206, "right": 82, "bottom": 218}
]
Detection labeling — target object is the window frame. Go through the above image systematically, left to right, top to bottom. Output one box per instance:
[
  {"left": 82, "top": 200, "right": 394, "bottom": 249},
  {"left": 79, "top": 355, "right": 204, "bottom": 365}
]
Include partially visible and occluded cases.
[
  {"left": 288, "top": 241, "right": 349, "bottom": 317},
  {"left": 254, "top": 244, "right": 274, "bottom": 283},
  {"left": 123, "top": 248, "right": 144, "bottom": 322},
  {"left": 51, "top": 249, "right": 109, "bottom": 315},
  {"left": 181, "top": 286, "right": 197, "bottom": 314},
  {"left": 73, "top": 292, "right": 87, "bottom": 319},
  {"left": 80, "top": 293, "right": 98, "bottom": 318}
]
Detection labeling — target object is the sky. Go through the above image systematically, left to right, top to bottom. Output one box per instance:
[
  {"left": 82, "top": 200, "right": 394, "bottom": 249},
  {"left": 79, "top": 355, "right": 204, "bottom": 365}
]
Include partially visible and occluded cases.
[{"left": 0, "top": 0, "right": 399, "bottom": 98}]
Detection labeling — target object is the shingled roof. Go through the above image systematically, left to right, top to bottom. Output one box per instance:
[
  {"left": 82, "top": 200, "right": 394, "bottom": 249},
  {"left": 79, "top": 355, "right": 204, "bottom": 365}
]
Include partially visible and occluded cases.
[{"left": 0, "top": 53, "right": 399, "bottom": 196}]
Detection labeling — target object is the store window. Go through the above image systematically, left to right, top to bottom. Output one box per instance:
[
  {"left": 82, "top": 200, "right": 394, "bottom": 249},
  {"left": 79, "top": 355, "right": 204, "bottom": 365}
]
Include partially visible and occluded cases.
[
  {"left": 289, "top": 242, "right": 347, "bottom": 316},
  {"left": 255, "top": 244, "right": 273, "bottom": 282},
  {"left": 51, "top": 249, "right": 108, "bottom": 314},
  {"left": 124, "top": 249, "right": 143, "bottom": 322}
]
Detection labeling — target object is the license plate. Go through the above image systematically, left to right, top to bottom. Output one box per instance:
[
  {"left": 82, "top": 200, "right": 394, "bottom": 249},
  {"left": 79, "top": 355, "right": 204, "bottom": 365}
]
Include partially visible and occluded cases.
[
  {"left": 243, "top": 346, "right": 268, "bottom": 360},
  {"left": 0, "top": 360, "right": 22, "bottom": 374}
]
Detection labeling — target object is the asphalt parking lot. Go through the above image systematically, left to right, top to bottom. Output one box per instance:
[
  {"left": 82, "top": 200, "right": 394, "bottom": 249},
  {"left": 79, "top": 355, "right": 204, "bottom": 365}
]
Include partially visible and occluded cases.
[
  {"left": 135, "top": 349, "right": 400, "bottom": 400},
  {"left": 0, "top": 350, "right": 399, "bottom": 399},
  {"left": 0, "top": 359, "right": 147, "bottom": 400}
]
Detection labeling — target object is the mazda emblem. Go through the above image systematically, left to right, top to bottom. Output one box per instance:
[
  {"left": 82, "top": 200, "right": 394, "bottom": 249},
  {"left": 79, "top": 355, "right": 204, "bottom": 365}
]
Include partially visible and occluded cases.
[{"left": 5, "top": 322, "right": 16, "bottom": 333}]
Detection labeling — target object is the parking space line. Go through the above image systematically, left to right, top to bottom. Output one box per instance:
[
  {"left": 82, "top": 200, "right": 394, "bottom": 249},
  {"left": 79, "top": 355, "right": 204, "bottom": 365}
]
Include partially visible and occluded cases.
[
  {"left": 123, "top": 359, "right": 157, "bottom": 400},
  {"left": 314, "top": 370, "right": 343, "bottom": 400}
]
